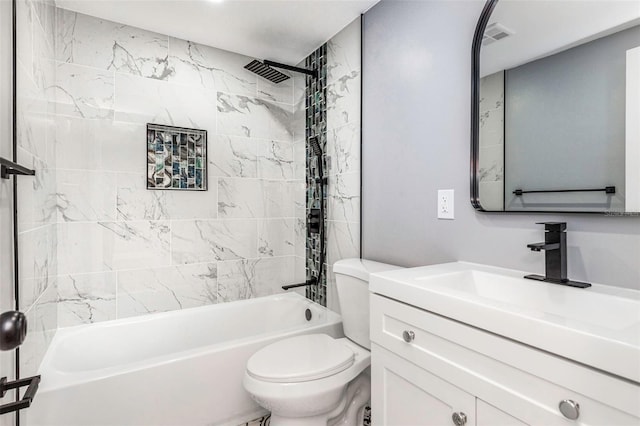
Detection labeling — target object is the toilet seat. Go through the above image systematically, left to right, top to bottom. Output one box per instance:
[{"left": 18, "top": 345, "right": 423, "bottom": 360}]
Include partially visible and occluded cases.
[{"left": 246, "top": 334, "right": 355, "bottom": 383}]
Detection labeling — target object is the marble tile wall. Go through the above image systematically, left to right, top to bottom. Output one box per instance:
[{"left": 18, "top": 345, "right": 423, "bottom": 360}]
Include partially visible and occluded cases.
[
  {"left": 15, "top": 0, "right": 58, "bottom": 377},
  {"left": 52, "top": 9, "right": 306, "bottom": 327},
  {"left": 324, "top": 18, "right": 362, "bottom": 313},
  {"left": 478, "top": 70, "right": 504, "bottom": 210}
]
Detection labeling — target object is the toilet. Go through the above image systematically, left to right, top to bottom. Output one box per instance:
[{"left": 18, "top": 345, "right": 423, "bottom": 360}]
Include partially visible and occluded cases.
[{"left": 243, "top": 258, "right": 401, "bottom": 426}]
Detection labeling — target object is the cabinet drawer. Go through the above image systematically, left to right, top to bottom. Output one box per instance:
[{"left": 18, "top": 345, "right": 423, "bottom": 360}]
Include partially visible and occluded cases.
[{"left": 371, "top": 294, "right": 640, "bottom": 425}]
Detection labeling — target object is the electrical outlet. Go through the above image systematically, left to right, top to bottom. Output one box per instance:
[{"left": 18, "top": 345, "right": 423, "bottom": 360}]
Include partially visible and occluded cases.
[{"left": 438, "top": 189, "right": 454, "bottom": 220}]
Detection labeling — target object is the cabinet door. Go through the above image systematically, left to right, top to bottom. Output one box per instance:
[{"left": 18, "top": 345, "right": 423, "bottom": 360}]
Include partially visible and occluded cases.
[
  {"left": 372, "top": 344, "right": 475, "bottom": 426},
  {"left": 477, "top": 399, "right": 529, "bottom": 426}
]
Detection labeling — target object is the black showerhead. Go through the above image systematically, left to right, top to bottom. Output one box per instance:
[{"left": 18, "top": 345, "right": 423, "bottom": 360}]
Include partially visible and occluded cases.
[
  {"left": 244, "top": 60, "right": 290, "bottom": 84},
  {"left": 309, "top": 136, "right": 322, "bottom": 157}
]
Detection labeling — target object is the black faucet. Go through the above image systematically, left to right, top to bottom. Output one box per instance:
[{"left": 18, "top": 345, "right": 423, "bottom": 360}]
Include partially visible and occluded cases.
[{"left": 525, "top": 222, "right": 591, "bottom": 288}]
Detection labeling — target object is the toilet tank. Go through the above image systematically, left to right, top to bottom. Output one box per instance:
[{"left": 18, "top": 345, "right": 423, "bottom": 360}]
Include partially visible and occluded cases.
[{"left": 333, "top": 259, "right": 402, "bottom": 350}]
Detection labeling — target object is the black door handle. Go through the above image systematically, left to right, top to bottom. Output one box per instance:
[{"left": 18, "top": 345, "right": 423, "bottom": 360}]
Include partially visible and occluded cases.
[{"left": 0, "top": 311, "right": 27, "bottom": 351}]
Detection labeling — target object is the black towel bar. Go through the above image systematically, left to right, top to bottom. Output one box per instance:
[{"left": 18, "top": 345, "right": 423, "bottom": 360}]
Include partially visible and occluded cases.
[
  {"left": 0, "top": 157, "right": 35, "bottom": 179},
  {"left": 513, "top": 186, "right": 615, "bottom": 196}
]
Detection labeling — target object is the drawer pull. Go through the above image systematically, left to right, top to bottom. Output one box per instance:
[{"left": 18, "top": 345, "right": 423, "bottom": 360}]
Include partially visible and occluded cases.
[
  {"left": 402, "top": 330, "right": 415, "bottom": 343},
  {"left": 559, "top": 399, "right": 580, "bottom": 420},
  {"left": 451, "top": 411, "right": 467, "bottom": 425}
]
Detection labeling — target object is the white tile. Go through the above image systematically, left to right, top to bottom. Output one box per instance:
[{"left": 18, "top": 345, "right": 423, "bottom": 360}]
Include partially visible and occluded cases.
[
  {"left": 16, "top": 0, "right": 34, "bottom": 82},
  {"left": 56, "top": 9, "right": 171, "bottom": 80},
  {"left": 327, "top": 18, "right": 361, "bottom": 85},
  {"left": 168, "top": 37, "right": 256, "bottom": 95},
  {"left": 52, "top": 62, "right": 115, "bottom": 119},
  {"left": 16, "top": 64, "right": 50, "bottom": 161},
  {"left": 326, "top": 70, "right": 361, "bottom": 129},
  {"left": 114, "top": 73, "right": 216, "bottom": 132},
  {"left": 293, "top": 73, "right": 307, "bottom": 106},
  {"left": 257, "top": 75, "right": 294, "bottom": 105},
  {"left": 217, "top": 92, "right": 294, "bottom": 142},
  {"left": 292, "top": 100, "right": 306, "bottom": 142},
  {"left": 55, "top": 117, "right": 145, "bottom": 173},
  {"left": 327, "top": 123, "right": 360, "bottom": 176},
  {"left": 211, "top": 135, "right": 257, "bottom": 178},
  {"left": 258, "top": 140, "right": 294, "bottom": 180},
  {"left": 293, "top": 140, "right": 306, "bottom": 180},
  {"left": 17, "top": 151, "right": 57, "bottom": 232},
  {"left": 56, "top": 170, "right": 117, "bottom": 222},
  {"left": 116, "top": 172, "right": 165, "bottom": 220},
  {"left": 327, "top": 172, "right": 360, "bottom": 223},
  {"left": 116, "top": 173, "right": 217, "bottom": 221},
  {"left": 218, "top": 178, "right": 264, "bottom": 218},
  {"left": 262, "top": 180, "right": 296, "bottom": 218},
  {"left": 294, "top": 218, "right": 306, "bottom": 258},
  {"left": 171, "top": 219, "right": 258, "bottom": 264},
  {"left": 258, "top": 219, "right": 295, "bottom": 257},
  {"left": 102, "top": 220, "right": 171, "bottom": 270},
  {"left": 326, "top": 220, "right": 360, "bottom": 267},
  {"left": 56, "top": 221, "right": 170, "bottom": 275},
  {"left": 18, "top": 224, "right": 57, "bottom": 310},
  {"left": 217, "top": 256, "right": 294, "bottom": 302},
  {"left": 216, "top": 258, "right": 258, "bottom": 302},
  {"left": 117, "top": 263, "right": 217, "bottom": 318},
  {"left": 57, "top": 272, "right": 117, "bottom": 327},
  {"left": 20, "top": 280, "right": 57, "bottom": 377}
]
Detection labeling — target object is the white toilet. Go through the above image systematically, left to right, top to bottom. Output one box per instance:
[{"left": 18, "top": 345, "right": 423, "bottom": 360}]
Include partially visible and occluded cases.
[{"left": 243, "top": 258, "right": 400, "bottom": 426}]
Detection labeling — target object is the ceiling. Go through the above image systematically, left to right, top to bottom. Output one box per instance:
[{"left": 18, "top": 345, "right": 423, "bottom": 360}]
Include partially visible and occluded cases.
[
  {"left": 55, "top": 0, "right": 379, "bottom": 64},
  {"left": 481, "top": 0, "right": 640, "bottom": 77}
]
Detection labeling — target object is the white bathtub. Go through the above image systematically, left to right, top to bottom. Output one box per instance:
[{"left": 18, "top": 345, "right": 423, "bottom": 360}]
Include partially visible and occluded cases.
[{"left": 26, "top": 293, "right": 343, "bottom": 426}]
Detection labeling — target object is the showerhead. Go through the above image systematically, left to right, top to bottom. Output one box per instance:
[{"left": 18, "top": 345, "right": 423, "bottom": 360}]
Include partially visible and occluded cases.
[
  {"left": 244, "top": 60, "right": 290, "bottom": 84},
  {"left": 309, "top": 136, "right": 322, "bottom": 157}
]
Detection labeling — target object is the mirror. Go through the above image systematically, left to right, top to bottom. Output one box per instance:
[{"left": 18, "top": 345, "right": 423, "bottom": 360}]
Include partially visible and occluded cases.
[{"left": 471, "top": 0, "right": 640, "bottom": 213}]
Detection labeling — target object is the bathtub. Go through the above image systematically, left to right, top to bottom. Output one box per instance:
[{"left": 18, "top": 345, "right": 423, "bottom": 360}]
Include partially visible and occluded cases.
[{"left": 26, "top": 293, "right": 343, "bottom": 426}]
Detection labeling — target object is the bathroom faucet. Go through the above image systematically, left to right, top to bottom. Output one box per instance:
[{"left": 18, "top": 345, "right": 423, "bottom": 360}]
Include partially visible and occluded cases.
[{"left": 525, "top": 222, "right": 591, "bottom": 288}]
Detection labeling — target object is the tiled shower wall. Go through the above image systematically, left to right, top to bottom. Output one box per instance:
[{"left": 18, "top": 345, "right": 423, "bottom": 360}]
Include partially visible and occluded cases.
[
  {"left": 15, "top": 0, "right": 58, "bottom": 377},
  {"left": 52, "top": 9, "right": 306, "bottom": 327},
  {"left": 301, "top": 17, "right": 361, "bottom": 311},
  {"left": 325, "top": 18, "right": 362, "bottom": 313}
]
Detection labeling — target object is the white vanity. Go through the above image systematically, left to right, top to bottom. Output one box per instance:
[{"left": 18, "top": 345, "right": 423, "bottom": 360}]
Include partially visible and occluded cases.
[{"left": 369, "top": 262, "right": 640, "bottom": 425}]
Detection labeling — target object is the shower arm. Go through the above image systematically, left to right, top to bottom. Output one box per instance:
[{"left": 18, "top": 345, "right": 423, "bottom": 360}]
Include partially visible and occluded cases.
[{"left": 263, "top": 60, "right": 317, "bottom": 79}]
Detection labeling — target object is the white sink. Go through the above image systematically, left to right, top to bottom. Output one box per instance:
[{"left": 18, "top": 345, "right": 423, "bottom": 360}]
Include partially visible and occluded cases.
[{"left": 370, "top": 262, "right": 640, "bottom": 383}]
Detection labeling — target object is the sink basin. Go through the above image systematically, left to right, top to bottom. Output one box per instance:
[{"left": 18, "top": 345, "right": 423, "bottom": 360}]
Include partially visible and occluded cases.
[{"left": 370, "top": 262, "right": 640, "bottom": 383}]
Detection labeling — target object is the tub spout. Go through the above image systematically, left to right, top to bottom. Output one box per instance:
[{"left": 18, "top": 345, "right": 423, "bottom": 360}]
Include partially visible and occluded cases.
[{"left": 282, "top": 279, "right": 317, "bottom": 290}]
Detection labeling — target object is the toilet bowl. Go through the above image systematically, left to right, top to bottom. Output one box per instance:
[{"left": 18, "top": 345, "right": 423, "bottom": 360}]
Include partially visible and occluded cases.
[
  {"left": 243, "top": 259, "right": 401, "bottom": 426},
  {"left": 243, "top": 335, "right": 371, "bottom": 426}
]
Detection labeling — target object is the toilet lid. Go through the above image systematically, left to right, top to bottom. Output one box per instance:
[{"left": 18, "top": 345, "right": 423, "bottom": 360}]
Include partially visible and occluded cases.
[{"left": 246, "top": 334, "right": 355, "bottom": 383}]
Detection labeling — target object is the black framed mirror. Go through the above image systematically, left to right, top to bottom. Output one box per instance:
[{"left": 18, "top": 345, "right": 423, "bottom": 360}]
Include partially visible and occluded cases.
[{"left": 471, "top": 0, "right": 640, "bottom": 214}]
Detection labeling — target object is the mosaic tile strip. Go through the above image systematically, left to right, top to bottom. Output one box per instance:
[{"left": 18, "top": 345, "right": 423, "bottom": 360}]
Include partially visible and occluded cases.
[
  {"left": 305, "top": 44, "right": 328, "bottom": 306},
  {"left": 147, "top": 123, "right": 207, "bottom": 190}
]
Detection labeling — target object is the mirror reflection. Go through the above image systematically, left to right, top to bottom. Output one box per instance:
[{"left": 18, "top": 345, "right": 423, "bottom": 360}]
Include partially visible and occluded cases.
[{"left": 476, "top": 0, "right": 640, "bottom": 213}]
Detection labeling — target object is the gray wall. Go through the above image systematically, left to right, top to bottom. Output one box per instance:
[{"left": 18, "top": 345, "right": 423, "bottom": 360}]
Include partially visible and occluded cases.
[
  {"left": 362, "top": 0, "right": 640, "bottom": 290},
  {"left": 505, "top": 26, "right": 640, "bottom": 212}
]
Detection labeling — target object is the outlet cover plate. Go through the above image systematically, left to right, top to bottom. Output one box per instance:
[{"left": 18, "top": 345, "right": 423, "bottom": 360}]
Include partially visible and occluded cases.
[{"left": 438, "top": 189, "right": 454, "bottom": 220}]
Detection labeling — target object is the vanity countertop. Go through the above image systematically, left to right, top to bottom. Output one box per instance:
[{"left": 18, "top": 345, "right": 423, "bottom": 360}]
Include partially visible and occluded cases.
[{"left": 370, "top": 262, "right": 640, "bottom": 383}]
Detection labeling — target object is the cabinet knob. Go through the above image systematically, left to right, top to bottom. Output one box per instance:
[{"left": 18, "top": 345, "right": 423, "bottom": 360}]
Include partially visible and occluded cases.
[
  {"left": 402, "top": 330, "right": 415, "bottom": 343},
  {"left": 559, "top": 399, "right": 580, "bottom": 420},
  {"left": 452, "top": 411, "right": 467, "bottom": 426}
]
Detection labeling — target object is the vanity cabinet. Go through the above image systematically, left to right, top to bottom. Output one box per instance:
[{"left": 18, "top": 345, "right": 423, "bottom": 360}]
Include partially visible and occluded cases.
[{"left": 370, "top": 294, "right": 640, "bottom": 426}]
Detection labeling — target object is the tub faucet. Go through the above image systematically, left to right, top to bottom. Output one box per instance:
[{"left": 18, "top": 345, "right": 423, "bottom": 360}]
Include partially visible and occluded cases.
[{"left": 524, "top": 222, "right": 591, "bottom": 288}]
